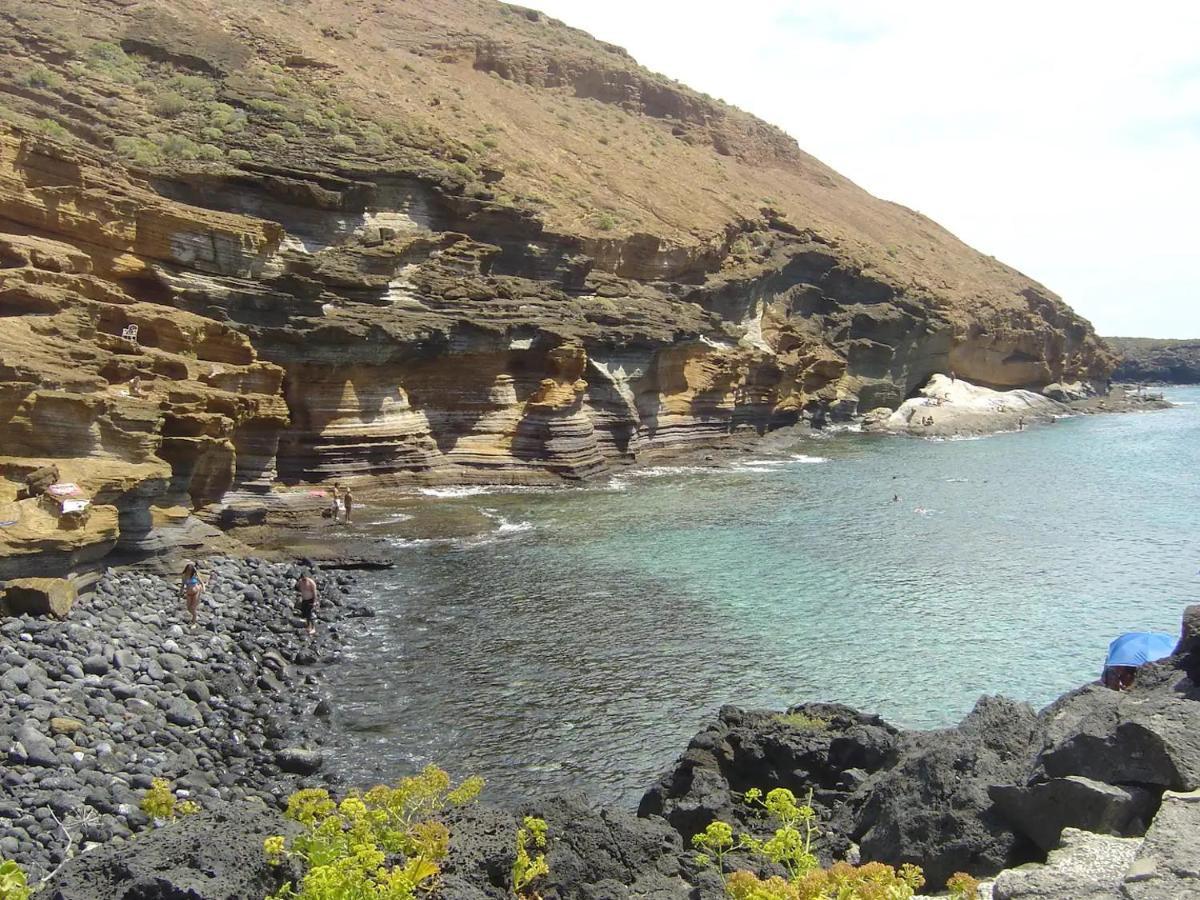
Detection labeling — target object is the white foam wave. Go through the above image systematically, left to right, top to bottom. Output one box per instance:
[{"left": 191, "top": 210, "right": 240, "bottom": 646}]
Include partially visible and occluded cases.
[
  {"left": 790, "top": 454, "right": 831, "bottom": 464},
  {"left": 418, "top": 486, "right": 495, "bottom": 498},
  {"left": 480, "top": 508, "right": 535, "bottom": 536}
]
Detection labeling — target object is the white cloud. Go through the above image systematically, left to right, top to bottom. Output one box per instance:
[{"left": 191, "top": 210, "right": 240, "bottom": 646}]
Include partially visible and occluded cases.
[{"left": 527, "top": 0, "right": 1200, "bottom": 337}]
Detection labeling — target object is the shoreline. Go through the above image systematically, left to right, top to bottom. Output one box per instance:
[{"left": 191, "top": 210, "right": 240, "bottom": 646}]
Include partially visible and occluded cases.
[
  {"left": 210, "top": 386, "right": 1182, "bottom": 568},
  {"left": 0, "top": 557, "right": 370, "bottom": 880},
  {"left": 14, "top": 581, "right": 1200, "bottom": 898}
]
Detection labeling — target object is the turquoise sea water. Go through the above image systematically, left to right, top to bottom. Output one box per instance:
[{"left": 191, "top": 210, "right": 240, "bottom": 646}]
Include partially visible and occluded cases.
[{"left": 329, "top": 387, "right": 1200, "bottom": 806}]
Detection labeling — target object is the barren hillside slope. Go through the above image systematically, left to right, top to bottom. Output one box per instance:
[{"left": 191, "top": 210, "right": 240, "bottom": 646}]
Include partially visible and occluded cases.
[{"left": 0, "top": 0, "right": 1115, "bottom": 580}]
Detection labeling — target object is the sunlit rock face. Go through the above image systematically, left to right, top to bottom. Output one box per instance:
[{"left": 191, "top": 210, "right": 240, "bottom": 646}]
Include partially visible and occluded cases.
[{"left": 0, "top": 0, "right": 1115, "bottom": 578}]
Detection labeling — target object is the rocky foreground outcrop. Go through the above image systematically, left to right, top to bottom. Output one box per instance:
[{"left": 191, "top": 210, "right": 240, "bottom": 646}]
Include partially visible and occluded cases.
[
  {"left": 0, "top": 0, "right": 1115, "bottom": 582},
  {"left": 1107, "top": 337, "right": 1200, "bottom": 384},
  {"left": 30, "top": 604, "right": 1200, "bottom": 899},
  {"left": 641, "top": 605, "right": 1200, "bottom": 896}
]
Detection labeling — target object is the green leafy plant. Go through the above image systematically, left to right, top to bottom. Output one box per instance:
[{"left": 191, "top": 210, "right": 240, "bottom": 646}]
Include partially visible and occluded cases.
[
  {"left": 330, "top": 134, "right": 357, "bottom": 153},
  {"left": 228, "top": 148, "right": 253, "bottom": 163},
  {"left": 266, "top": 765, "right": 484, "bottom": 900},
  {"left": 140, "top": 778, "right": 199, "bottom": 823},
  {"left": 694, "top": 787, "right": 925, "bottom": 900},
  {"left": 511, "top": 816, "right": 549, "bottom": 897},
  {"left": 0, "top": 860, "right": 30, "bottom": 900},
  {"left": 946, "top": 871, "right": 980, "bottom": 899}
]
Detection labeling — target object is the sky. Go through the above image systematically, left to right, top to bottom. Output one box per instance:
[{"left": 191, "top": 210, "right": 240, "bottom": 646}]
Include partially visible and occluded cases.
[{"left": 525, "top": 1, "right": 1200, "bottom": 338}]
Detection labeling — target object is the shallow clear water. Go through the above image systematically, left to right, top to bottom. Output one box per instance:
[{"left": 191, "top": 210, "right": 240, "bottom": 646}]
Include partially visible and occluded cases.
[{"left": 327, "top": 387, "right": 1200, "bottom": 807}]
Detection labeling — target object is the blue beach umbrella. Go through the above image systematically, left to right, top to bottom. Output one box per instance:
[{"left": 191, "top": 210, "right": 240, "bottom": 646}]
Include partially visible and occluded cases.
[{"left": 1104, "top": 632, "right": 1178, "bottom": 669}]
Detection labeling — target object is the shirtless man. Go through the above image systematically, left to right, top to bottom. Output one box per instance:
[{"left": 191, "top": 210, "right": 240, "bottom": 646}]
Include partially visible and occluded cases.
[
  {"left": 342, "top": 487, "right": 354, "bottom": 525},
  {"left": 295, "top": 572, "right": 319, "bottom": 636}
]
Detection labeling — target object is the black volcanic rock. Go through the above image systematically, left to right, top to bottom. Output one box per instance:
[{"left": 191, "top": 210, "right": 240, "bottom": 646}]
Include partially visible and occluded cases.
[
  {"left": 1107, "top": 337, "right": 1200, "bottom": 384},
  {"left": 851, "top": 696, "right": 1044, "bottom": 887},
  {"left": 639, "top": 702, "right": 901, "bottom": 861},
  {"left": 43, "top": 802, "right": 296, "bottom": 900}
]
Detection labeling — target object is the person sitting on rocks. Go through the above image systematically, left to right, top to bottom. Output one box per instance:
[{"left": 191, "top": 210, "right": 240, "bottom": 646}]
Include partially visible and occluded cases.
[
  {"left": 180, "top": 561, "right": 205, "bottom": 627},
  {"left": 295, "top": 571, "right": 320, "bottom": 636},
  {"left": 1102, "top": 665, "right": 1136, "bottom": 691}
]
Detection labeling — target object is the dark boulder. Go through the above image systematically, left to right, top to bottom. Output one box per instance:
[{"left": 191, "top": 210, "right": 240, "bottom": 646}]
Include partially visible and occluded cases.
[
  {"left": 1032, "top": 662, "right": 1200, "bottom": 791},
  {"left": 851, "top": 695, "right": 1044, "bottom": 887},
  {"left": 639, "top": 702, "right": 900, "bottom": 857},
  {"left": 275, "top": 747, "right": 323, "bottom": 775},
  {"left": 990, "top": 775, "right": 1159, "bottom": 851},
  {"left": 442, "top": 795, "right": 694, "bottom": 900},
  {"left": 43, "top": 802, "right": 296, "bottom": 900}
]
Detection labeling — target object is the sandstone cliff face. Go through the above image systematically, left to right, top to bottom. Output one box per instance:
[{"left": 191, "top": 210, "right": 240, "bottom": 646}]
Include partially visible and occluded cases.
[{"left": 0, "top": 0, "right": 1115, "bottom": 578}]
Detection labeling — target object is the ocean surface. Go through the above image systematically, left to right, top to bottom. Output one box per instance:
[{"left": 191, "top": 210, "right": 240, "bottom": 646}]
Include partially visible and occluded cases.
[{"left": 326, "top": 387, "right": 1200, "bottom": 807}]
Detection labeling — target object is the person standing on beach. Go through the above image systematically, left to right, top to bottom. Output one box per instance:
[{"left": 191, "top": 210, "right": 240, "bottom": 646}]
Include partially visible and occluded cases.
[
  {"left": 329, "top": 487, "right": 341, "bottom": 523},
  {"left": 342, "top": 487, "right": 354, "bottom": 524},
  {"left": 180, "top": 561, "right": 204, "bottom": 627},
  {"left": 295, "top": 572, "right": 319, "bottom": 636}
]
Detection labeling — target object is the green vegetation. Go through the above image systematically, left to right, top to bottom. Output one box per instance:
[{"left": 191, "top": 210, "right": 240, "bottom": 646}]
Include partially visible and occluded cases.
[
  {"left": 85, "top": 42, "right": 142, "bottom": 83},
  {"left": 24, "top": 66, "right": 63, "bottom": 91},
  {"left": 167, "top": 73, "right": 216, "bottom": 101},
  {"left": 152, "top": 91, "right": 189, "bottom": 117},
  {"left": 32, "top": 119, "right": 71, "bottom": 142},
  {"left": 263, "top": 132, "right": 287, "bottom": 150},
  {"left": 330, "top": 134, "right": 357, "bottom": 153},
  {"left": 114, "top": 135, "right": 162, "bottom": 167},
  {"left": 197, "top": 143, "right": 224, "bottom": 161},
  {"left": 228, "top": 148, "right": 253, "bottom": 163},
  {"left": 594, "top": 213, "right": 616, "bottom": 232},
  {"left": 730, "top": 237, "right": 752, "bottom": 256},
  {"left": 774, "top": 712, "right": 829, "bottom": 732},
  {"left": 265, "top": 765, "right": 485, "bottom": 900},
  {"left": 140, "top": 777, "right": 199, "bottom": 823},
  {"left": 694, "top": 787, "right": 927, "bottom": 900},
  {"left": 511, "top": 816, "right": 549, "bottom": 897},
  {"left": 0, "top": 860, "right": 30, "bottom": 900}
]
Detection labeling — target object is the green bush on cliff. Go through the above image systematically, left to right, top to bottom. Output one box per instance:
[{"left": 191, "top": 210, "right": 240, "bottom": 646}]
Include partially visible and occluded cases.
[
  {"left": 86, "top": 41, "right": 142, "bottom": 83},
  {"left": 24, "top": 66, "right": 63, "bottom": 91},
  {"left": 153, "top": 90, "right": 189, "bottom": 117},
  {"left": 114, "top": 135, "right": 162, "bottom": 167},
  {"left": 265, "top": 765, "right": 484, "bottom": 900},
  {"left": 694, "top": 787, "right": 926, "bottom": 900},
  {"left": 0, "top": 860, "right": 30, "bottom": 900}
]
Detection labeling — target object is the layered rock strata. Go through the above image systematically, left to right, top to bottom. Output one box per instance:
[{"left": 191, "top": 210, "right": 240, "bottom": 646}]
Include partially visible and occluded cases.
[{"left": 0, "top": 0, "right": 1117, "bottom": 580}]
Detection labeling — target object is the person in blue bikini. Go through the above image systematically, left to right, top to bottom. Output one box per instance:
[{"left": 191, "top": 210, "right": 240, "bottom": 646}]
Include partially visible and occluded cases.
[{"left": 180, "top": 561, "right": 204, "bottom": 627}]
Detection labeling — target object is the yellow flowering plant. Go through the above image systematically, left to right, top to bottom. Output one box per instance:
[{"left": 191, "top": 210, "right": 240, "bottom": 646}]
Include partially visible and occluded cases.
[
  {"left": 265, "top": 765, "right": 483, "bottom": 900},
  {"left": 140, "top": 778, "right": 199, "bottom": 823},
  {"left": 694, "top": 786, "right": 927, "bottom": 900},
  {"left": 511, "top": 816, "right": 549, "bottom": 897},
  {"left": 0, "top": 860, "right": 30, "bottom": 900}
]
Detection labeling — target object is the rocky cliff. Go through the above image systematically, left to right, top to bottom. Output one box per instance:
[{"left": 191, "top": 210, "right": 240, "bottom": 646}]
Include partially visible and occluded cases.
[
  {"left": 0, "top": 0, "right": 1115, "bottom": 579},
  {"left": 1107, "top": 337, "right": 1200, "bottom": 384}
]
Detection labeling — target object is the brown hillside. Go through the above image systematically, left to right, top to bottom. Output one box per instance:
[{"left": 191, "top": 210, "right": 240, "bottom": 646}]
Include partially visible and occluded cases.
[{"left": 0, "top": 0, "right": 1114, "bottom": 578}]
